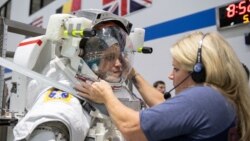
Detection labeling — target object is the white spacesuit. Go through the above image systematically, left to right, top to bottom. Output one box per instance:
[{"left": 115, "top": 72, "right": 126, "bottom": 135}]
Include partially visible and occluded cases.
[{"left": 10, "top": 9, "right": 146, "bottom": 141}]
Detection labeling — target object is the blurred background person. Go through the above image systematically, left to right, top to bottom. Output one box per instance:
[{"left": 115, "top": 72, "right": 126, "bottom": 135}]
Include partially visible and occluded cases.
[{"left": 153, "top": 80, "right": 166, "bottom": 94}]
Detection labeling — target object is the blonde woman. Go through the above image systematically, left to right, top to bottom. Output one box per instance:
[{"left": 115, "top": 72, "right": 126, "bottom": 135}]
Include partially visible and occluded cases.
[{"left": 76, "top": 31, "right": 250, "bottom": 141}]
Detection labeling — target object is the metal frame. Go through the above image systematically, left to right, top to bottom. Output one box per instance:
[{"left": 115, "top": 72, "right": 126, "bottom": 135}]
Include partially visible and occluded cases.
[
  {"left": 0, "top": 16, "right": 45, "bottom": 117},
  {"left": 0, "top": 16, "right": 45, "bottom": 141}
]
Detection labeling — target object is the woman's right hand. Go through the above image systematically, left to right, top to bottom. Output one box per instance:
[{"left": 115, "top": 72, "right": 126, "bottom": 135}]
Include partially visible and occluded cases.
[{"left": 75, "top": 80, "right": 115, "bottom": 104}]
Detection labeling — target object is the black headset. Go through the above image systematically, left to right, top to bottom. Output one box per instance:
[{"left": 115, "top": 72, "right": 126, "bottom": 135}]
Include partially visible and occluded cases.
[{"left": 191, "top": 33, "right": 207, "bottom": 83}]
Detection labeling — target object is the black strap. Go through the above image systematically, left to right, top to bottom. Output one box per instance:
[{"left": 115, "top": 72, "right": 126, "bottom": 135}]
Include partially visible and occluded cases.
[{"left": 80, "top": 99, "right": 96, "bottom": 114}]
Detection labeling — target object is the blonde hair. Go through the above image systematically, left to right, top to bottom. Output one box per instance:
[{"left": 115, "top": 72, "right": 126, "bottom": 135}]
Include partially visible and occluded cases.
[{"left": 170, "top": 31, "right": 250, "bottom": 141}]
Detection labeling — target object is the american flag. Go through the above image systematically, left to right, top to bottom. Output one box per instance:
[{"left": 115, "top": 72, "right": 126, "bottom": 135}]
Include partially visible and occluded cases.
[
  {"left": 103, "top": 0, "right": 152, "bottom": 16},
  {"left": 30, "top": 16, "right": 43, "bottom": 28}
]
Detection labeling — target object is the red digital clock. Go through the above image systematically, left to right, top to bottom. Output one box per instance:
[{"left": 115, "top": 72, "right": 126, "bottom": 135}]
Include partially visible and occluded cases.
[{"left": 216, "top": 0, "right": 250, "bottom": 30}]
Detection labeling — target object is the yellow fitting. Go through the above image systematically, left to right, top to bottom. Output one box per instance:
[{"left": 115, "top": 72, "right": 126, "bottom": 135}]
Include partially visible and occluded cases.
[
  {"left": 63, "top": 30, "right": 69, "bottom": 38},
  {"left": 72, "top": 30, "right": 83, "bottom": 37},
  {"left": 137, "top": 47, "right": 143, "bottom": 53}
]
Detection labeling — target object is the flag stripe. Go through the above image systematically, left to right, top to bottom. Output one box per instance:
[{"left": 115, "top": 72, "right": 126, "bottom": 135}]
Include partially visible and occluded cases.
[
  {"left": 62, "top": 0, "right": 72, "bottom": 13},
  {"left": 71, "top": 0, "right": 81, "bottom": 11},
  {"left": 103, "top": 0, "right": 152, "bottom": 16},
  {"left": 103, "top": 0, "right": 114, "bottom": 5},
  {"left": 121, "top": 0, "right": 127, "bottom": 16},
  {"left": 144, "top": 0, "right": 152, "bottom": 4},
  {"left": 30, "top": 16, "right": 43, "bottom": 27},
  {"left": 32, "top": 20, "right": 43, "bottom": 27}
]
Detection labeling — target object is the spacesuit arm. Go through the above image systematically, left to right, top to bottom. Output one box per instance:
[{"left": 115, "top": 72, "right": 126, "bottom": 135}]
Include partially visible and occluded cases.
[{"left": 130, "top": 69, "right": 165, "bottom": 107}]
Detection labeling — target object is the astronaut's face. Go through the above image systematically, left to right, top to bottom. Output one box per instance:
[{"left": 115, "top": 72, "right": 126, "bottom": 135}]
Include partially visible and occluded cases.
[
  {"left": 81, "top": 22, "right": 134, "bottom": 83},
  {"left": 98, "top": 44, "right": 124, "bottom": 82}
]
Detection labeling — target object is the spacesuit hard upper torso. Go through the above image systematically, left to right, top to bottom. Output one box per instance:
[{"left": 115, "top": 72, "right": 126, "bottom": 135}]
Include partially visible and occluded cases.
[{"left": 13, "top": 58, "right": 143, "bottom": 141}]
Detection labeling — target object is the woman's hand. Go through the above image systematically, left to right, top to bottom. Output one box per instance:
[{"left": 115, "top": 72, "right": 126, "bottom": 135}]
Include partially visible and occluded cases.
[{"left": 75, "top": 80, "right": 114, "bottom": 104}]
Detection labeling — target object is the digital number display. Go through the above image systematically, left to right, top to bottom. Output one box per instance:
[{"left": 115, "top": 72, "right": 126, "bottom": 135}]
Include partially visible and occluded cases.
[{"left": 216, "top": 0, "right": 250, "bottom": 30}]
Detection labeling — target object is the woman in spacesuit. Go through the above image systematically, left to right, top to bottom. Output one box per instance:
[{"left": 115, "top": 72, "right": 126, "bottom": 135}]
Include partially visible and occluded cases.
[{"left": 12, "top": 10, "right": 141, "bottom": 141}]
